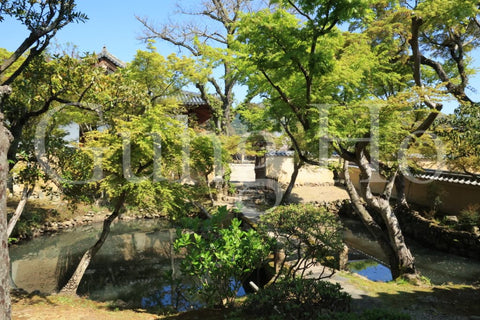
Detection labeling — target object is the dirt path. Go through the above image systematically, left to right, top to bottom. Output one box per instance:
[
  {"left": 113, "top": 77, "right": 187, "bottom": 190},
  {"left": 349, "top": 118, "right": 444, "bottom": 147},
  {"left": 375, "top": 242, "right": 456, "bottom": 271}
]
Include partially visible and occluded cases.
[{"left": 290, "top": 184, "right": 349, "bottom": 203}]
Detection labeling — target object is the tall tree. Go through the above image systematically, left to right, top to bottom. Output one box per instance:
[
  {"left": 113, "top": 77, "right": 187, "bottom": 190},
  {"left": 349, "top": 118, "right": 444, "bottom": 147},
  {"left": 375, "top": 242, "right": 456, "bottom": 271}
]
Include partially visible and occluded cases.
[
  {"left": 137, "top": 0, "right": 263, "bottom": 135},
  {"left": 236, "top": 0, "right": 480, "bottom": 278},
  {"left": 419, "top": 0, "right": 480, "bottom": 178},
  {"left": 0, "top": 2, "right": 86, "bottom": 318},
  {"left": 57, "top": 49, "right": 208, "bottom": 294},
  {"left": 4, "top": 52, "right": 104, "bottom": 168},
  {"left": 59, "top": 103, "right": 191, "bottom": 294},
  {"left": 439, "top": 104, "right": 480, "bottom": 178}
]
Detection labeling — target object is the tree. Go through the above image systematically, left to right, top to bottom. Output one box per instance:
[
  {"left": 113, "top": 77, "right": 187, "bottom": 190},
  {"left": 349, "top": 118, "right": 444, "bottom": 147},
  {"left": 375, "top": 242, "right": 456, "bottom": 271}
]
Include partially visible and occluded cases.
[
  {"left": 137, "top": 0, "right": 263, "bottom": 135},
  {"left": 236, "top": 0, "right": 480, "bottom": 278},
  {"left": 418, "top": 0, "right": 480, "bottom": 178},
  {"left": 0, "top": 2, "right": 86, "bottom": 318},
  {"left": 57, "top": 48, "right": 209, "bottom": 294},
  {"left": 4, "top": 50, "right": 122, "bottom": 238},
  {"left": 4, "top": 52, "right": 104, "bottom": 167},
  {"left": 58, "top": 93, "right": 191, "bottom": 294},
  {"left": 439, "top": 104, "right": 480, "bottom": 178}
]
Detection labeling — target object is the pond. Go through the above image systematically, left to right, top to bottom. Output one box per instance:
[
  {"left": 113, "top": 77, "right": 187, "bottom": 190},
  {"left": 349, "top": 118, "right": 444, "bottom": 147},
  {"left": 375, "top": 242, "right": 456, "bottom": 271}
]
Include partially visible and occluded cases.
[
  {"left": 9, "top": 217, "right": 480, "bottom": 310},
  {"left": 343, "top": 218, "right": 480, "bottom": 284},
  {"left": 10, "top": 219, "right": 196, "bottom": 310}
]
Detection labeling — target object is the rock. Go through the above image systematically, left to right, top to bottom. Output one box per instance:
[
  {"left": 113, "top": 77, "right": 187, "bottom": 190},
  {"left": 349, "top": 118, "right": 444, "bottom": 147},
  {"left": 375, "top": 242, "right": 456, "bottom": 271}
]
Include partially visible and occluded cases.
[
  {"left": 444, "top": 215, "right": 458, "bottom": 224},
  {"left": 471, "top": 226, "right": 480, "bottom": 236},
  {"left": 113, "top": 299, "right": 128, "bottom": 308}
]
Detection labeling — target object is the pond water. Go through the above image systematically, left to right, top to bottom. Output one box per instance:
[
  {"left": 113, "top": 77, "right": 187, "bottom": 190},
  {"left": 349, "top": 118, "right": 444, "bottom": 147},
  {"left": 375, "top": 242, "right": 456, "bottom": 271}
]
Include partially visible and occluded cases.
[
  {"left": 9, "top": 217, "right": 480, "bottom": 310},
  {"left": 9, "top": 218, "right": 249, "bottom": 311},
  {"left": 343, "top": 218, "right": 480, "bottom": 284},
  {"left": 10, "top": 219, "right": 193, "bottom": 310},
  {"left": 347, "top": 259, "right": 393, "bottom": 282}
]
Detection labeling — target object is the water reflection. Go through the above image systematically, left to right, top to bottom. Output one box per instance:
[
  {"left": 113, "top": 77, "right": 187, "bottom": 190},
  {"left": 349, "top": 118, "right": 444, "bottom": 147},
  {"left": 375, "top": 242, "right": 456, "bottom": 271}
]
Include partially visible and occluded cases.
[
  {"left": 9, "top": 219, "right": 190, "bottom": 309},
  {"left": 347, "top": 259, "right": 393, "bottom": 282}
]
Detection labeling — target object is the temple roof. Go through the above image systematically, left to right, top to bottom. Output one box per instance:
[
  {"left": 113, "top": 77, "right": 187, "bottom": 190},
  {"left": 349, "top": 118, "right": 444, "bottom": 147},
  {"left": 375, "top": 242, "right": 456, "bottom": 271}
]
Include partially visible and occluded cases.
[
  {"left": 96, "top": 46, "right": 126, "bottom": 69},
  {"left": 172, "top": 91, "right": 208, "bottom": 106}
]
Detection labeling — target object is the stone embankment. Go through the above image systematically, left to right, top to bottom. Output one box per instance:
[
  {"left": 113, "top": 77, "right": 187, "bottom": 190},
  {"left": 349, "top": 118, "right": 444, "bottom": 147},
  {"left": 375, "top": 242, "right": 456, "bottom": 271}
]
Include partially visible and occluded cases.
[
  {"left": 314, "top": 199, "right": 480, "bottom": 261},
  {"left": 396, "top": 208, "right": 480, "bottom": 260},
  {"left": 14, "top": 210, "right": 165, "bottom": 241}
]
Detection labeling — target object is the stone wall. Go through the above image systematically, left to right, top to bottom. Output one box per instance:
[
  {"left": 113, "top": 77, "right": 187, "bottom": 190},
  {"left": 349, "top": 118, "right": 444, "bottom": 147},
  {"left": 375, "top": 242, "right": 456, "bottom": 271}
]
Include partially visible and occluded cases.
[{"left": 396, "top": 208, "right": 480, "bottom": 260}]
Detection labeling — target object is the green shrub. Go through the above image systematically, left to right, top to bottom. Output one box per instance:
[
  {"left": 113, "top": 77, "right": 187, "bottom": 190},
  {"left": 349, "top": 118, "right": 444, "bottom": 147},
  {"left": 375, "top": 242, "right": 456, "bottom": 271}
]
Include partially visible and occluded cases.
[
  {"left": 259, "top": 203, "right": 344, "bottom": 281},
  {"left": 457, "top": 204, "right": 480, "bottom": 230},
  {"left": 174, "top": 206, "right": 270, "bottom": 308},
  {"left": 241, "top": 278, "right": 351, "bottom": 319}
]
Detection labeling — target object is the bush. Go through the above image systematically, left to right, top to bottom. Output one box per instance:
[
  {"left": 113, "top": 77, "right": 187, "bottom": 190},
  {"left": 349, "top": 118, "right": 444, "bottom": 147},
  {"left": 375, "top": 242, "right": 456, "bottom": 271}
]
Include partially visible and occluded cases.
[
  {"left": 259, "top": 204, "right": 344, "bottom": 281},
  {"left": 457, "top": 204, "right": 480, "bottom": 230},
  {"left": 174, "top": 206, "right": 270, "bottom": 308},
  {"left": 241, "top": 278, "right": 351, "bottom": 319}
]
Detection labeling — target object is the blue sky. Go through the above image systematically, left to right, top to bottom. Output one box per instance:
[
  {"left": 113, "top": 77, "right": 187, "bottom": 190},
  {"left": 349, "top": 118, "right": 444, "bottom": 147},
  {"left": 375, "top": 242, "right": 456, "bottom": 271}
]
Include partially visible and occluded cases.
[
  {"left": 0, "top": 0, "right": 200, "bottom": 61},
  {"left": 1, "top": 0, "right": 479, "bottom": 113}
]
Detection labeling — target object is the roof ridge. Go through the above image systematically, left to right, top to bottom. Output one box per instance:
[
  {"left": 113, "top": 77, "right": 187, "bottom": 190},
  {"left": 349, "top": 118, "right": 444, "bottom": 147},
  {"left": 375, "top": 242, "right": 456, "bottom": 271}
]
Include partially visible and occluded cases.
[{"left": 97, "top": 46, "right": 126, "bottom": 68}]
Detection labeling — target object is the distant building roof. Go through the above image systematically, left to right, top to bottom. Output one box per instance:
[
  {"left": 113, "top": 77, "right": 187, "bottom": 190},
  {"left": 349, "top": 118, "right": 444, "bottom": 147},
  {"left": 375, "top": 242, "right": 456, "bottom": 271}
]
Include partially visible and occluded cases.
[
  {"left": 96, "top": 46, "right": 126, "bottom": 72},
  {"left": 165, "top": 91, "right": 212, "bottom": 124},
  {"left": 173, "top": 91, "right": 208, "bottom": 106},
  {"left": 266, "top": 150, "right": 295, "bottom": 157},
  {"left": 414, "top": 169, "right": 480, "bottom": 186}
]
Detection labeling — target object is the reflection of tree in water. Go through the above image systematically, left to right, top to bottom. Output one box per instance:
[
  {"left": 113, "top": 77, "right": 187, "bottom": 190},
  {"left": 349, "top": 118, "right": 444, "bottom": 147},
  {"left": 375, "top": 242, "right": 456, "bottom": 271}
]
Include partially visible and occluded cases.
[
  {"left": 14, "top": 220, "right": 202, "bottom": 312},
  {"left": 69, "top": 227, "right": 187, "bottom": 312},
  {"left": 54, "top": 232, "right": 98, "bottom": 291},
  {"left": 347, "top": 259, "right": 380, "bottom": 272}
]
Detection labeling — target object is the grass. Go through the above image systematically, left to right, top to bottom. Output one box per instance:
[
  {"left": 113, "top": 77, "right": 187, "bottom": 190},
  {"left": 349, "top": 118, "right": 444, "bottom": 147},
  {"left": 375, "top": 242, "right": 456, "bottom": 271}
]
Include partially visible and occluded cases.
[{"left": 340, "top": 271, "right": 480, "bottom": 317}]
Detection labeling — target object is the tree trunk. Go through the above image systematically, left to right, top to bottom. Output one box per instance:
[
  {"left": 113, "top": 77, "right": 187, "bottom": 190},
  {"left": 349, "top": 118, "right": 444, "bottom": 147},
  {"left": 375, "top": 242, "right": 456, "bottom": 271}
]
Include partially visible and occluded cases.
[
  {"left": 0, "top": 110, "right": 13, "bottom": 320},
  {"left": 355, "top": 154, "right": 416, "bottom": 278},
  {"left": 344, "top": 157, "right": 416, "bottom": 279},
  {"left": 280, "top": 159, "right": 303, "bottom": 205},
  {"left": 343, "top": 161, "right": 400, "bottom": 272},
  {"left": 394, "top": 173, "right": 409, "bottom": 208},
  {"left": 7, "top": 185, "right": 33, "bottom": 238},
  {"left": 59, "top": 192, "right": 126, "bottom": 295},
  {"left": 375, "top": 197, "right": 416, "bottom": 277}
]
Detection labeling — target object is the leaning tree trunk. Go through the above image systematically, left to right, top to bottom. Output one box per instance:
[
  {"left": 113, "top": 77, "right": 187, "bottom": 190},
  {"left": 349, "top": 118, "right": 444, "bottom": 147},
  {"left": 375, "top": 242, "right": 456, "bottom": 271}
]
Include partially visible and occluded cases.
[
  {"left": 0, "top": 108, "right": 13, "bottom": 320},
  {"left": 356, "top": 154, "right": 416, "bottom": 278},
  {"left": 344, "top": 157, "right": 416, "bottom": 279},
  {"left": 280, "top": 159, "right": 303, "bottom": 205},
  {"left": 343, "top": 161, "right": 400, "bottom": 271},
  {"left": 394, "top": 173, "right": 409, "bottom": 208},
  {"left": 7, "top": 185, "right": 33, "bottom": 237},
  {"left": 59, "top": 192, "right": 126, "bottom": 295}
]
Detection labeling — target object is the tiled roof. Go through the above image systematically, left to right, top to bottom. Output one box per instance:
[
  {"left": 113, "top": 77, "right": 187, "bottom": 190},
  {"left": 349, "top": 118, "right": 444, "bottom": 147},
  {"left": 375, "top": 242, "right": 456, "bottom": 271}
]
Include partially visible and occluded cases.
[
  {"left": 97, "top": 46, "right": 126, "bottom": 68},
  {"left": 173, "top": 91, "right": 208, "bottom": 106},
  {"left": 266, "top": 150, "right": 295, "bottom": 157},
  {"left": 413, "top": 169, "right": 480, "bottom": 186}
]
